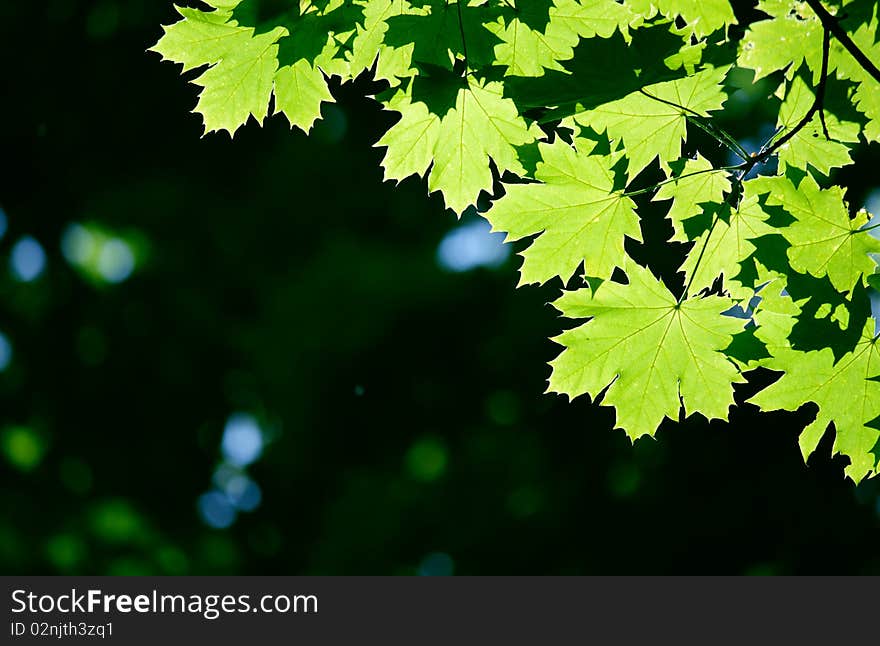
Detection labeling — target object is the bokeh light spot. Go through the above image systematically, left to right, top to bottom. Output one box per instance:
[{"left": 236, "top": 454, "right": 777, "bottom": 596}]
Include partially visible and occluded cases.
[
  {"left": 86, "top": 1, "right": 120, "bottom": 39},
  {"left": 436, "top": 219, "right": 510, "bottom": 272},
  {"left": 61, "top": 223, "right": 96, "bottom": 265},
  {"left": 62, "top": 223, "right": 140, "bottom": 285},
  {"left": 10, "top": 236, "right": 47, "bottom": 282},
  {"left": 97, "top": 238, "right": 135, "bottom": 283},
  {"left": 0, "top": 331, "right": 13, "bottom": 372},
  {"left": 486, "top": 390, "right": 521, "bottom": 426},
  {"left": 221, "top": 413, "right": 264, "bottom": 468},
  {"left": 1, "top": 426, "right": 46, "bottom": 472},
  {"left": 405, "top": 436, "right": 448, "bottom": 482},
  {"left": 607, "top": 462, "right": 641, "bottom": 498},
  {"left": 224, "top": 475, "right": 262, "bottom": 512},
  {"left": 506, "top": 486, "right": 543, "bottom": 519},
  {"left": 198, "top": 491, "right": 237, "bottom": 529},
  {"left": 90, "top": 500, "right": 142, "bottom": 543},
  {"left": 45, "top": 534, "right": 86, "bottom": 571},
  {"left": 156, "top": 546, "right": 189, "bottom": 574},
  {"left": 418, "top": 552, "right": 454, "bottom": 576},
  {"left": 744, "top": 563, "right": 779, "bottom": 576}
]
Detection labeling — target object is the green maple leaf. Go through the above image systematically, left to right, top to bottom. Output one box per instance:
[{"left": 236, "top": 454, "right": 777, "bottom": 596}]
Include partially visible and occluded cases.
[
  {"left": 151, "top": 0, "right": 880, "bottom": 484},
  {"left": 348, "top": 0, "right": 423, "bottom": 84},
  {"left": 382, "top": 0, "right": 502, "bottom": 72},
  {"left": 488, "top": 0, "right": 637, "bottom": 77},
  {"left": 549, "top": 0, "right": 636, "bottom": 41},
  {"left": 653, "top": 0, "right": 735, "bottom": 38},
  {"left": 739, "top": 0, "right": 824, "bottom": 81},
  {"left": 151, "top": 2, "right": 340, "bottom": 134},
  {"left": 152, "top": 2, "right": 363, "bottom": 134},
  {"left": 150, "top": 6, "right": 252, "bottom": 74},
  {"left": 152, "top": 6, "right": 288, "bottom": 134},
  {"left": 486, "top": 15, "right": 572, "bottom": 77},
  {"left": 831, "top": 17, "right": 880, "bottom": 143},
  {"left": 189, "top": 25, "right": 288, "bottom": 135},
  {"left": 274, "top": 59, "right": 334, "bottom": 132},
  {"left": 575, "top": 65, "right": 730, "bottom": 181},
  {"left": 774, "top": 75, "right": 859, "bottom": 175},
  {"left": 376, "top": 80, "right": 542, "bottom": 213},
  {"left": 374, "top": 95, "right": 440, "bottom": 184},
  {"left": 484, "top": 139, "right": 641, "bottom": 285},
  {"left": 652, "top": 154, "right": 731, "bottom": 243},
  {"left": 766, "top": 174, "right": 880, "bottom": 292},
  {"left": 677, "top": 177, "right": 777, "bottom": 298},
  {"left": 548, "top": 264, "right": 745, "bottom": 440},
  {"left": 749, "top": 267, "right": 799, "bottom": 356},
  {"left": 750, "top": 320, "right": 880, "bottom": 483}
]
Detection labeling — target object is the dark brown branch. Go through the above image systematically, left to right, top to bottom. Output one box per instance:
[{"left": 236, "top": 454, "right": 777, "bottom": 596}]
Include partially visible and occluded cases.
[
  {"left": 803, "top": 0, "right": 880, "bottom": 85},
  {"left": 752, "top": 27, "right": 831, "bottom": 164}
]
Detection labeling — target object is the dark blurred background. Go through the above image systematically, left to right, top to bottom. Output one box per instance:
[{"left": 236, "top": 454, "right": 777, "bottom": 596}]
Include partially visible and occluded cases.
[{"left": 0, "top": 1, "right": 878, "bottom": 575}]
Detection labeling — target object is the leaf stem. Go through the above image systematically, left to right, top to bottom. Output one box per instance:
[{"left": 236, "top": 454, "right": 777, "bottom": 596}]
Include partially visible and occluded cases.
[
  {"left": 639, "top": 88, "right": 749, "bottom": 160},
  {"left": 621, "top": 164, "right": 740, "bottom": 198},
  {"left": 679, "top": 167, "right": 749, "bottom": 303},
  {"left": 858, "top": 220, "right": 880, "bottom": 234}
]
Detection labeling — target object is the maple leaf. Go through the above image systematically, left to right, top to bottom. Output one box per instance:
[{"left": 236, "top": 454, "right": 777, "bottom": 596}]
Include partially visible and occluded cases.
[
  {"left": 150, "top": 0, "right": 880, "bottom": 484},
  {"left": 348, "top": 0, "right": 423, "bottom": 84},
  {"left": 382, "top": 0, "right": 503, "bottom": 72},
  {"left": 488, "top": 0, "right": 636, "bottom": 77},
  {"left": 549, "top": 0, "right": 636, "bottom": 41},
  {"left": 653, "top": 0, "right": 735, "bottom": 38},
  {"left": 739, "top": 0, "right": 825, "bottom": 81},
  {"left": 152, "top": 2, "right": 359, "bottom": 134},
  {"left": 150, "top": 6, "right": 252, "bottom": 74},
  {"left": 152, "top": 6, "right": 287, "bottom": 134},
  {"left": 486, "top": 15, "right": 572, "bottom": 77},
  {"left": 830, "top": 17, "right": 880, "bottom": 143},
  {"left": 190, "top": 26, "right": 288, "bottom": 135},
  {"left": 575, "top": 66, "right": 730, "bottom": 181},
  {"left": 774, "top": 75, "right": 858, "bottom": 175},
  {"left": 376, "top": 80, "right": 542, "bottom": 213},
  {"left": 484, "top": 139, "right": 641, "bottom": 285},
  {"left": 652, "top": 154, "right": 731, "bottom": 243},
  {"left": 765, "top": 174, "right": 880, "bottom": 292},
  {"left": 677, "top": 178, "right": 779, "bottom": 298},
  {"left": 549, "top": 264, "right": 745, "bottom": 440},
  {"left": 749, "top": 267, "right": 799, "bottom": 357},
  {"left": 750, "top": 320, "right": 880, "bottom": 483}
]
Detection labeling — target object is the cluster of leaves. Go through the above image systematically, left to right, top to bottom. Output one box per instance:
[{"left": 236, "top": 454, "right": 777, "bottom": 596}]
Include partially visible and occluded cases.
[{"left": 153, "top": 0, "right": 880, "bottom": 482}]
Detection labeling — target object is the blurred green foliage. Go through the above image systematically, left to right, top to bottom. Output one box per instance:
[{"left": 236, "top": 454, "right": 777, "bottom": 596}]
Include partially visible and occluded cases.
[{"left": 0, "top": 0, "right": 878, "bottom": 575}]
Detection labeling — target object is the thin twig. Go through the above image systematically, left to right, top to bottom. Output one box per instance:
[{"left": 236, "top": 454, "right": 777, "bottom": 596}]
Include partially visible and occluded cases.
[
  {"left": 803, "top": 0, "right": 880, "bottom": 84},
  {"left": 750, "top": 26, "right": 831, "bottom": 164}
]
